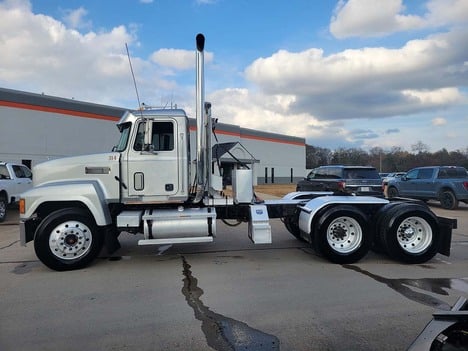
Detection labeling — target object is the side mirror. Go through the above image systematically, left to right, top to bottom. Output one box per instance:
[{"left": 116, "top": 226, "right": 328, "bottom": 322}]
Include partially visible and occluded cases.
[{"left": 143, "top": 119, "right": 153, "bottom": 151}]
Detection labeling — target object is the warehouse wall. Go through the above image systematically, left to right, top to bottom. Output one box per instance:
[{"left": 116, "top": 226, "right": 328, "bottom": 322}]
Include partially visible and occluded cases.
[{"left": 0, "top": 106, "right": 121, "bottom": 165}]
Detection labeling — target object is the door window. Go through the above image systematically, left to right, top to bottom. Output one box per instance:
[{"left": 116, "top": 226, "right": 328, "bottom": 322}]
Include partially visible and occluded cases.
[
  {"left": 134, "top": 121, "right": 174, "bottom": 151},
  {"left": 418, "top": 168, "right": 433, "bottom": 179}
]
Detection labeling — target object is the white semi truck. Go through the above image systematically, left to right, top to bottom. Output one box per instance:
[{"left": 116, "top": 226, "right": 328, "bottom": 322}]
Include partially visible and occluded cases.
[{"left": 19, "top": 34, "right": 456, "bottom": 271}]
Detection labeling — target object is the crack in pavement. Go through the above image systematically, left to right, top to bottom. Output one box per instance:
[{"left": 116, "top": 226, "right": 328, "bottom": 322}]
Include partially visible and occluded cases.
[
  {"left": 0, "top": 239, "right": 20, "bottom": 250},
  {"left": 181, "top": 256, "right": 280, "bottom": 351}
]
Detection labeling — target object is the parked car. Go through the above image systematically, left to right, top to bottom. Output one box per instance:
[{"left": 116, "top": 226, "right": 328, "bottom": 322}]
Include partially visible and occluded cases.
[
  {"left": 0, "top": 162, "right": 33, "bottom": 222},
  {"left": 296, "top": 165, "right": 383, "bottom": 195},
  {"left": 386, "top": 166, "right": 468, "bottom": 209},
  {"left": 382, "top": 172, "right": 406, "bottom": 185}
]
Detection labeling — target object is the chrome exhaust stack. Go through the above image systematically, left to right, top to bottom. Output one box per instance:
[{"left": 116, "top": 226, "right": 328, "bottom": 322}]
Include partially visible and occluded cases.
[{"left": 194, "top": 33, "right": 207, "bottom": 203}]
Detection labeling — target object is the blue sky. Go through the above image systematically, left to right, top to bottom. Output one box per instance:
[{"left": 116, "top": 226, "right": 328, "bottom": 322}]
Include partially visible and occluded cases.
[{"left": 1, "top": 0, "right": 467, "bottom": 152}]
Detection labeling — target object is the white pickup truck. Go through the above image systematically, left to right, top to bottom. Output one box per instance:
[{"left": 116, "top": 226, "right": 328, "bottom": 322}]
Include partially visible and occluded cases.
[{"left": 0, "top": 162, "right": 32, "bottom": 222}]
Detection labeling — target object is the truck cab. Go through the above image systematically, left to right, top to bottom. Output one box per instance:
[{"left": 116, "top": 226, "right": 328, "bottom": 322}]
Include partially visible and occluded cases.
[{"left": 116, "top": 109, "right": 191, "bottom": 203}]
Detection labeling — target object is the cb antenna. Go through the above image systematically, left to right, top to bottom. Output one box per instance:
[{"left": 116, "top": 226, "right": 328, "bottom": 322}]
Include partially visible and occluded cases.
[{"left": 125, "top": 43, "right": 142, "bottom": 109}]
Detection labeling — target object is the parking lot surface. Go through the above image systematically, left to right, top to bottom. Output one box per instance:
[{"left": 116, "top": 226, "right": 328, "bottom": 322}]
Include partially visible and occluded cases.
[{"left": 1, "top": 201, "right": 467, "bottom": 350}]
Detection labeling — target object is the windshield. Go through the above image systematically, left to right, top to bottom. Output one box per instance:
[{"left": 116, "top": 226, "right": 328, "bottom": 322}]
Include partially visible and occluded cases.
[{"left": 114, "top": 122, "right": 131, "bottom": 152}]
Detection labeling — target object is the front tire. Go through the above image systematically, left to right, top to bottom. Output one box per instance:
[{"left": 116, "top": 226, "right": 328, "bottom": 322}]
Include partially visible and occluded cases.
[
  {"left": 387, "top": 187, "right": 399, "bottom": 198},
  {"left": 0, "top": 196, "right": 7, "bottom": 223},
  {"left": 378, "top": 204, "right": 440, "bottom": 264},
  {"left": 314, "top": 206, "right": 371, "bottom": 264},
  {"left": 34, "top": 208, "right": 104, "bottom": 271}
]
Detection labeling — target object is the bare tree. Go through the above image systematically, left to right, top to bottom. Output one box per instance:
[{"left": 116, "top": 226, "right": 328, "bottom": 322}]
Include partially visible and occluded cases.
[{"left": 411, "top": 141, "right": 430, "bottom": 154}]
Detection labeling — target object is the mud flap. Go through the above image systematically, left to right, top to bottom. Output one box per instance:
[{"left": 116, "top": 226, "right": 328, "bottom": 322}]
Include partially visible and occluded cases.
[{"left": 437, "top": 216, "right": 457, "bottom": 257}]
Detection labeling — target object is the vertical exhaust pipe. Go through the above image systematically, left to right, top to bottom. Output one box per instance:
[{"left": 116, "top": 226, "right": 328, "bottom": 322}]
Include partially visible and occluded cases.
[{"left": 194, "top": 33, "right": 206, "bottom": 203}]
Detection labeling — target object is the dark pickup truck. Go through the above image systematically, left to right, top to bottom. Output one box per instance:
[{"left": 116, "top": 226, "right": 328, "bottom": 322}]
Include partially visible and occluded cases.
[{"left": 386, "top": 166, "right": 468, "bottom": 209}]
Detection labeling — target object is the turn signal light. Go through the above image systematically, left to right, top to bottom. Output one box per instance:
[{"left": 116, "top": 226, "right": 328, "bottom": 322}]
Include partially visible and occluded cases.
[{"left": 19, "top": 198, "right": 25, "bottom": 214}]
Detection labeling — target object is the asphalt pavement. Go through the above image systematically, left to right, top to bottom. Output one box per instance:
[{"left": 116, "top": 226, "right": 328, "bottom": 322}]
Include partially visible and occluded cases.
[{"left": 1, "top": 200, "right": 467, "bottom": 351}]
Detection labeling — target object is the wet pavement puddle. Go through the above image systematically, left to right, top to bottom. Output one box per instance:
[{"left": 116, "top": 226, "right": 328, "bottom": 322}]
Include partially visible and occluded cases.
[
  {"left": 181, "top": 256, "right": 280, "bottom": 350},
  {"left": 343, "top": 264, "right": 468, "bottom": 310}
]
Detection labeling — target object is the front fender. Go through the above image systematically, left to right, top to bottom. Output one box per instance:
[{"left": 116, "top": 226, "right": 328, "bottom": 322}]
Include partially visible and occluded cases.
[{"left": 20, "top": 180, "right": 111, "bottom": 226}]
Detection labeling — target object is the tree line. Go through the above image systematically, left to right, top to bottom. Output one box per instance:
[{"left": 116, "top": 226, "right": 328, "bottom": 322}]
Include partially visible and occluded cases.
[{"left": 306, "top": 141, "right": 468, "bottom": 172}]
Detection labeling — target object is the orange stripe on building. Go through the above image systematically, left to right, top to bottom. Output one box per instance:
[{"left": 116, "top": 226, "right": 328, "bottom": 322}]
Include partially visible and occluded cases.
[{"left": 0, "top": 100, "right": 121, "bottom": 122}]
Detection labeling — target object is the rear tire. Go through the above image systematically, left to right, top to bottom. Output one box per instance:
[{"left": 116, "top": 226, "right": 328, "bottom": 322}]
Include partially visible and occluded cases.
[
  {"left": 439, "top": 190, "right": 458, "bottom": 210},
  {"left": 371, "top": 202, "right": 402, "bottom": 254},
  {"left": 378, "top": 204, "right": 440, "bottom": 264},
  {"left": 314, "top": 206, "right": 371, "bottom": 264},
  {"left": 34, "top": 208, "right": 104, "bottom": 271},
  {"left": 283, "top": 215, "right": 306, "bottom": 242}
]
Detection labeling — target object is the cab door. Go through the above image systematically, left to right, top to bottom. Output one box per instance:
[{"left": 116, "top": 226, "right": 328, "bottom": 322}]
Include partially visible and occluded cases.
[{"left": 126, "top": 119, "right": 180, "bottom": 198}]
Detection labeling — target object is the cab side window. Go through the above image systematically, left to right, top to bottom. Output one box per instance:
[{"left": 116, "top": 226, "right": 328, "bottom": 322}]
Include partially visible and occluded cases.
[
  {"left": 134, "top": 121, "right": 174, "bottom": 152},
  {"left": 152, "top": 122, "right": 174, "bottom": 151},
  {"left": 0, "top": 165, "right": 10, "bottom": 179},
  {"left": 405, "top": 169, "right": 418, "bottom": 180}
]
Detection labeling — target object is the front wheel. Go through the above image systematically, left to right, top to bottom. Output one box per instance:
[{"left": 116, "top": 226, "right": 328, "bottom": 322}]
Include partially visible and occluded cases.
[
  {"left": 387, "top": 187, "right": 399, "bottom": 198},
  {"left": 0, "top": 196, "right": 7, "bottom": 223},
  {"left": 379, "top": 205, "right": 440, "bottom": 264},
  {"left": 314, "top": 206, "right": 371, "bottom": 264},
  {"left": 34, "top": 208, "right": 104, "bottom": 271}
]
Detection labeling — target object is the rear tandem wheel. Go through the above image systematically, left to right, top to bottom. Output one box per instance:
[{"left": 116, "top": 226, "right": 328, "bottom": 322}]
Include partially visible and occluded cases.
[
  {"left": 378, "top": 204, "right": 440, "bottom": 264},
  {"left": 313, "top": 206, "right": 371, "bottom": 264}
]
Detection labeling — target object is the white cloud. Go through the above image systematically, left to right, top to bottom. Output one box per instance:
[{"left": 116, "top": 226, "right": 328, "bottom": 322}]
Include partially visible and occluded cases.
[
  {"left": 0, "top": 0, "right": 179, "bottom": 107},
  {"left": 330, "top": 0, "right": 468, "bottom": 38},
  {"left": 330, "top": 0, "right": 425, "bottom": 38},
  {"left": 425, "top": 0, "right": 468, "bottom": 26},
  {"left": 62, "top": 7, "right": 91, "bottom": 30},
  {"left": 245, "top": 29, "right": 468, "bottom": 120},
  {"left": 150, "top": 48, "right": 214, "bottom": 70},
  {"left": 207, "top": 88, "right": 333, "bottom": 140},
  {"left": 402, "top": 88, "right": 463, "bottom": 105},
  {"left": 432, "top": 117, "right": 447, "bottom": 126}
]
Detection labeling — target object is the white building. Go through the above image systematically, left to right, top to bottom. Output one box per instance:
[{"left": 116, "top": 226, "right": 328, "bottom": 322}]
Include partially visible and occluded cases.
[{"left": 0, "top": 87, "right": 305, "bottom": 185}]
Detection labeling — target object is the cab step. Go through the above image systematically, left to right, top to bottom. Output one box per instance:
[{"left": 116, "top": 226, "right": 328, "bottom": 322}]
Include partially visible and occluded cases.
[{"left": 138, "top": 236, "right": 214, "bottom": 246}]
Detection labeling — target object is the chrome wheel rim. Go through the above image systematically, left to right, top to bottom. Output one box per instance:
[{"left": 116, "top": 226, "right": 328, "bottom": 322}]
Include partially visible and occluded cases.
[
  {"left": 326, "top": 216, "right": 362, "bottom": 254},
  {"left": 396, "top": 216, "right": 432, "bottom": 254},
  {"left": 49, "top": 221, "right": 93, "bottom": 260}
]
